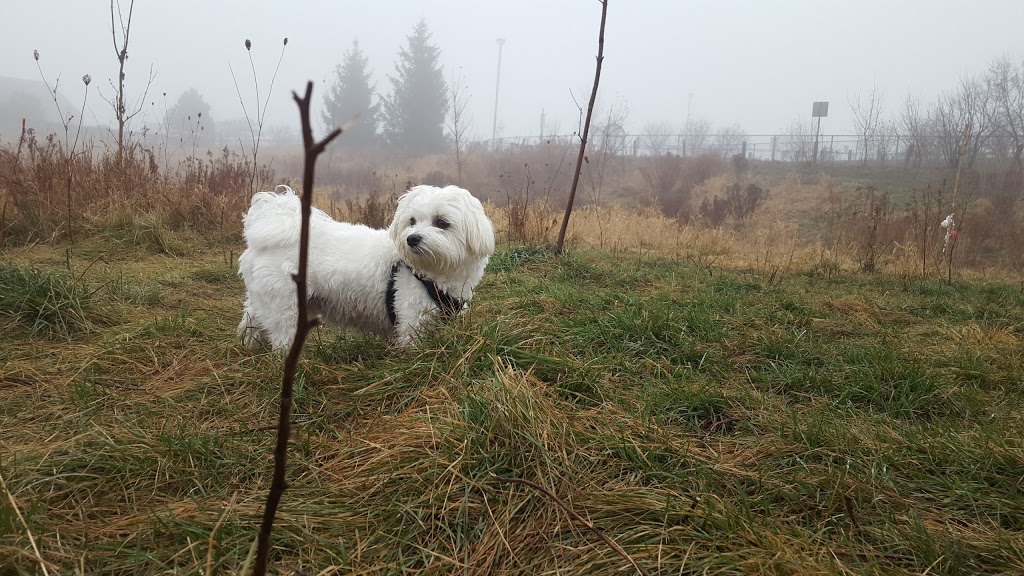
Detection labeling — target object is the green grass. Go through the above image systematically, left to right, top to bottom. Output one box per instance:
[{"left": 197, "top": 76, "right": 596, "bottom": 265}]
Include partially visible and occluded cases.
[
  {"left": 1, "top": 239, "right": 1023, "bottom": 575},
  {"left": 0, "top": 262, "right": 91, "bottom": 338}
]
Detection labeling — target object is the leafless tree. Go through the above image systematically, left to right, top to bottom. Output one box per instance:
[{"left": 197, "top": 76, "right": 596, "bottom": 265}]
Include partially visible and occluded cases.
[
  {"left": 104, "top": 0, "right": 154, "bottom": 161},
  {"left": 988, "top": 55, "right": 1024, "bottom": 168},
  {"left": 445, "top": 67, "right": 472, "bottom": 185},
  {"left": 930, "top": 75, "right": 999, "bottom": 169},
  {"left": 959, "top": 75, "right": 999, "bottom": 168},
  {"left": 849, "top": 82, "right": 884, "bottom": 166},
  {"left": 930, "top": 90, "right": 965, "bottom": 168},
  {"left": 900, "top": 93, "right": 930, "bottom": 167},
  {"left": 587, "top": 99, "right": 629, "bottom": 202},
  {"left": 592, "top": 100, "right": 630, "bottom": 157},
  {"left": 683, "top": 116, "right": 712, "bottom": 156},
  {"left": 783, "top": 118, "right": 814, "bottom": 162},
  {"left": 875, "top": 118, "right": 898, "bottom": 167},
  {"left": 642, "top": 121, "right": 674, "bottom": 155},
  {"left": 713, "top": 124, "right": 746, "bottom": 158}
]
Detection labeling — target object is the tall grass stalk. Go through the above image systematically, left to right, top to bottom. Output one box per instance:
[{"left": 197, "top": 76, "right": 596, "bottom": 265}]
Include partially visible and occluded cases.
[
  {"left": 229, "top": 37, "right": 288, "bottom": 194},
  {"left": 32, "top": 50, "right": 91, "bottom": 250}
]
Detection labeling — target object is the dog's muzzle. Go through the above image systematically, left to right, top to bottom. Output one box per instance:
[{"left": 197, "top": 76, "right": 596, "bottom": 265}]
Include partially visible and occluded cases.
[{"left": 406, "top": 234, "right": 423, "bottom": 249}]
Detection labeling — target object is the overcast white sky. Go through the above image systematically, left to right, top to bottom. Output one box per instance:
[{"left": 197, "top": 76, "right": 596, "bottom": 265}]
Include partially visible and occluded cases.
[{"left": 3, "top": 0, "right": 1022, "bottom": 140}]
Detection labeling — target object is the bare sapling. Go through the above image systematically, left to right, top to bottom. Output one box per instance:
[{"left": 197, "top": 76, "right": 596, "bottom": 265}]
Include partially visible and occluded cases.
[
  {"left": 106, "top": 0, "right": 155, "bottom": 164},
  {"left": 554, "top": 0, "right": 608, "bottom": 255},
  {"left": 446, "top": 67, "right": 472, "bottom": 186},
  {"left": 252, "top": 81, "right": 342, "bottom": 576}
]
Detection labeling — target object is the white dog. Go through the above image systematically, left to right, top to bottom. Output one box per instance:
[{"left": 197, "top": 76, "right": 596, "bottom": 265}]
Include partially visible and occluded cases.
[{"left": 237, "top": 184, "right": 494, "bottom": 349}]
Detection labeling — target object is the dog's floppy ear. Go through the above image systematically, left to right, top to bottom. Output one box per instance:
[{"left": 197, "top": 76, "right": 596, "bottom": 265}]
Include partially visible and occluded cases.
[{"left": 458, "top": 190, "right": 495, "bottom": 257}]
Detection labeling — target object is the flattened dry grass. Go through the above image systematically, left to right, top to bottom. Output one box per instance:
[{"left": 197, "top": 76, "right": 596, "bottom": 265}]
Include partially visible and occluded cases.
[{"left": 2, "top": 236, "right": 1024, "bottom": 575}]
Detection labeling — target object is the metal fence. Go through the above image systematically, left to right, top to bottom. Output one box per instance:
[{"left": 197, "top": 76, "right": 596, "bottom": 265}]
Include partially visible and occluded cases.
[{"left": 481, "top": 133, "right": 1024, "bottom": 168}]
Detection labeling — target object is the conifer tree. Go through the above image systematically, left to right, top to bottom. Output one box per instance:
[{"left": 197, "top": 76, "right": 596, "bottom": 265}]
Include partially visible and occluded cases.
[
  {"left": 381, "top": 19, "right": 448, "bottom": 155},
  {"left": 322, "top": 39, "right": 379, "bottom": 148},
  {"left": 166, "top": 87, "right": 216, "bottom": 147}
]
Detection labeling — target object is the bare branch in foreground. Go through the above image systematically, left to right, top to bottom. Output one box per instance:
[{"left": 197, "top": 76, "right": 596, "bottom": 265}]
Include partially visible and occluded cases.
[{"left": 253, "top": 80, "right": 342, "bottom": 576}]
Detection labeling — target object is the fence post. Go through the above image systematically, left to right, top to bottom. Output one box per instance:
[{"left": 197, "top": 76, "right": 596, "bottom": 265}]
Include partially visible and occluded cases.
[{"left": 771, "top": 136, "right": 777, "bottom": 162}]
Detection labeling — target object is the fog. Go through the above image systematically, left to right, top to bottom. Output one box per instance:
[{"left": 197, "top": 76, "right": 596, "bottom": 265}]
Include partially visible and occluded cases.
[{"left": 2, "top": 0, "right": 1022, "bottom": 142}]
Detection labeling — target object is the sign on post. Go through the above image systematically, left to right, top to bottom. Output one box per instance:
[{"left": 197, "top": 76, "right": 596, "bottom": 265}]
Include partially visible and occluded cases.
[{"left": 811, "top": 101, "right": 828, "bottom": 165}]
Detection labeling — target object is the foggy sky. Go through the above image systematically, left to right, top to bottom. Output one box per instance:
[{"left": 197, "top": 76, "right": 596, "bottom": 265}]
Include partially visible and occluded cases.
[{"left": 3, "top": 0, "right": 1022, "bottom": 141}]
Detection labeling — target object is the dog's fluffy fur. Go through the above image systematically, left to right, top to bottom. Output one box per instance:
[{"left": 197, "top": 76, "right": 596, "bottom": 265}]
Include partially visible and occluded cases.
[{"left": 237, "top": 184, "right": 494, "bottom": 349}]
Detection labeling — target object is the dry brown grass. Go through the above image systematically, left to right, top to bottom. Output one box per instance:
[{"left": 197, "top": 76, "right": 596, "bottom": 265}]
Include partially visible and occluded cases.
[{"left": 2, "top": 132, "right": 1023, "bottom": 283}]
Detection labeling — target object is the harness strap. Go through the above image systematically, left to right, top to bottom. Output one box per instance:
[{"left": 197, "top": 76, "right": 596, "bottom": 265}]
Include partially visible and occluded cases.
[
  {"left": 386, "top": 262, "right": 401, "bottom": 326},
  {"left": 386, "top": 263, "right": 464, "bottom": 326}
]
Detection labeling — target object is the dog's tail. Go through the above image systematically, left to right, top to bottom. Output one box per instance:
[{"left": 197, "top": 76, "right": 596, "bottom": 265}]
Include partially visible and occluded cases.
[
  {"left": 249, "top": 184, "right": 296, "bottom": 208},
  {"left": 243, "top": 185, "right": 308, "bottom": 250},
  {"left": 243, "top": 185, "right": 334, "bottom": 250}
]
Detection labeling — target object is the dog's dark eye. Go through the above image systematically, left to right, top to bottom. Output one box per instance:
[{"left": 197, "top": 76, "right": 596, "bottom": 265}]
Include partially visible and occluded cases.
[
  {"left": 410, "top": 217, "right": 417, "bottom": 225},
  {"left": 434, "top": 218, "right": 450, "bottom": 230}
]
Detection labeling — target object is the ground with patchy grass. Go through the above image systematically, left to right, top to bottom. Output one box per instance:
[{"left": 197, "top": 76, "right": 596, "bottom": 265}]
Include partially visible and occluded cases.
[{"left": 2, "top": 239, "right": 1023, "bottom": 575}]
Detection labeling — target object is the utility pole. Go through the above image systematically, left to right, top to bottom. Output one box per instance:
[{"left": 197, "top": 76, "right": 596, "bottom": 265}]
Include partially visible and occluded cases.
[{"left": 491, "top": 37, "right": 506, "bottom": 148}]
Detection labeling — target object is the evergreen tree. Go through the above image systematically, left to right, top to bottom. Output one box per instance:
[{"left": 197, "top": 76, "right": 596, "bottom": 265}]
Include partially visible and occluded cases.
[
  {"left": 381, "top": 19, "right": 448, "bottom": 155},
  {"left": 321, "top": 39, "right": 379, "bottom": 148},
  {"left": 166, "top": 88, "right": 216, "bottom": 148}
]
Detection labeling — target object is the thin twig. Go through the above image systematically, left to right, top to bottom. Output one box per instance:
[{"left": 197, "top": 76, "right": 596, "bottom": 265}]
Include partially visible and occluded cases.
[
  {"left": 253, "top": 81, "right": 342, "bottom": 576},
  {"left": 0, "top": 468, "right": 52, "bottom": 576},
  {"left": 490, "top": 473, "right": 651, "bottom": 576}
]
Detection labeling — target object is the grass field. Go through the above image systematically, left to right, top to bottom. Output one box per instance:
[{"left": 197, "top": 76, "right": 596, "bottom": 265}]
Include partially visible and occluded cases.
[{"left": 2, "top": 236, "right": 1024, "bottom": 575}]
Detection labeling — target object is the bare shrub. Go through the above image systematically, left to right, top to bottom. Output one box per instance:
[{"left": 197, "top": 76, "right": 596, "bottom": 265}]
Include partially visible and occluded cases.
[
  {"left": 641, "top": 152, "right": 726, "bottom": 220},
  {"left": 640, "top": 153, "right": 687, "bottom": 217},
  {"left": 501, "top": 164, "right": 558, "bottom": 246},
  {"left": 966, "top": 169, "right": 1023, "bottom": 272},
  {"left": 698, "top": 183, "right": 768, "bottom": 228},
  {"left": 842, "top": 187, "right": 908, "bottom": 273},
  {"left": 346, "top": 191, "right": 398, "bottom": 229},
  {"left": 698, "top": 195, "right": 730, "bottom": 228},
  {"left": 747, "top": 223, "right": 796, "bottom": 287},
  {"left": 684, "top": 227, "right": 733, "bottom": 277}
]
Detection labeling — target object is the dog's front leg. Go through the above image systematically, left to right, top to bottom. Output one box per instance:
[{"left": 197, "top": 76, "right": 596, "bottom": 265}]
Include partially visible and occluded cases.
[
  {"left": 393, "top": 309, "right": 434, "bottom": 347},
  {"left": 393, "top": 315, "right": 421, "bottom": 347}
]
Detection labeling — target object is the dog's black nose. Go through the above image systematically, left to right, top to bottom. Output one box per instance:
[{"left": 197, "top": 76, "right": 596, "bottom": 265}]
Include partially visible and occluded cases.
[{"left": 407, "top": 234, "right": 422, "bottom": 248}]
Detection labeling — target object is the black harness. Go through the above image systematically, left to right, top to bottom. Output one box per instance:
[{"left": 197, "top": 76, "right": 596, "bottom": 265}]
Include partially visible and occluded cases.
[{"left": 385, "top": 262, "right": 464, "bottom": 326}]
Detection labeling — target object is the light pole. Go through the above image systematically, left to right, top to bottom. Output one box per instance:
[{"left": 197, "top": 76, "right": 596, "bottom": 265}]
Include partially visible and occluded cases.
[
  {"left": 491, "top": 37, "right": 506, "bottom": 148},
  {"left": 683, "top": 92, "right": 693, "bottom": 155},
  {"left": 686, "top": 92, "right": 693, "bottom": 128}
]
